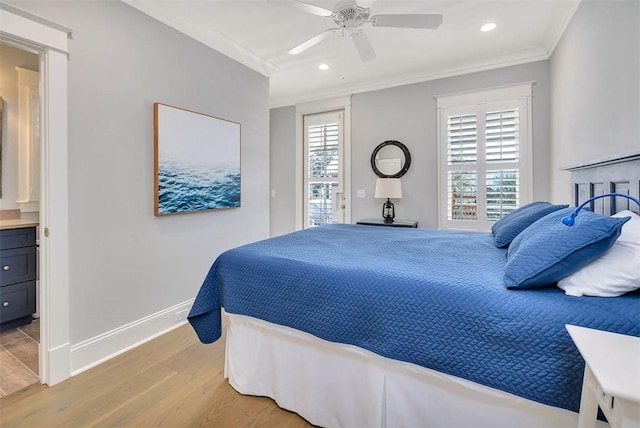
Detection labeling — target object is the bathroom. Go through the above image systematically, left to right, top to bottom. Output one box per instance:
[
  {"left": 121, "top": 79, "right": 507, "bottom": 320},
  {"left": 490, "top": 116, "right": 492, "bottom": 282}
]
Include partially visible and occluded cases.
[{"left": 0, "top": 42, "right": 41, "bottom": 398}]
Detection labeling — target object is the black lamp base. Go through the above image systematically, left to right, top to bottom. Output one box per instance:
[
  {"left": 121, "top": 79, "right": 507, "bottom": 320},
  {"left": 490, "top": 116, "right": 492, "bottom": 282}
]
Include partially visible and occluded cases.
[{"left": 382, "top": 198, "right": 395, "bottom": 223}]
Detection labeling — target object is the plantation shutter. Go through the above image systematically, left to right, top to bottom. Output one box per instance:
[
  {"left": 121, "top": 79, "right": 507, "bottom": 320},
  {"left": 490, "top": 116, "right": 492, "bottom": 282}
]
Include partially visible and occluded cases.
[
  {"left": 439, "top": 93, "right": 530, "bottom": 231},
  {"left": 485, "top": 108, "right": 521, "bottom": 221},
  {"left": 446, "top": 112, "right": 478, "bottom": 221},
  {"left": 308, "top": 123, "right": 339, "bottom": 180}
]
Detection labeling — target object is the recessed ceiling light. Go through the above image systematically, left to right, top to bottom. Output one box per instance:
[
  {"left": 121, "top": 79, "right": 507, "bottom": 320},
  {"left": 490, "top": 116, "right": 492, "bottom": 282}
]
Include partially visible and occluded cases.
[
  {"left": 481, "top": 23, "right": 497, "bottom": 32},
  {"left": 318, "top": 63, "right": 329, "bottom": 71}
]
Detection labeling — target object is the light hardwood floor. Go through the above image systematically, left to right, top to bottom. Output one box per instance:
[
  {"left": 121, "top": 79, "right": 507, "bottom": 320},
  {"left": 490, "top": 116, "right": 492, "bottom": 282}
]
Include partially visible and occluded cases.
[{"left": 0, "top": 324, "right": 313, "bottom": 427}]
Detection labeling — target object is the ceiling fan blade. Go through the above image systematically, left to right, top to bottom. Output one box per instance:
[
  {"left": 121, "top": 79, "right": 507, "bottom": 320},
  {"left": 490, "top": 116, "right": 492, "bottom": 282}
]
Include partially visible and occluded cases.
[
  {"left": 269, "top": 0, "right": 333, "bottom": 17},
  {"left": 371, "top": 14, "right": 443, "bottom": 29},
  {"left": 288, "top": 28, "right": 337, "bottom": 55},
  {"left": 352, "top": 32, "right": 376, "bottom": 63}
]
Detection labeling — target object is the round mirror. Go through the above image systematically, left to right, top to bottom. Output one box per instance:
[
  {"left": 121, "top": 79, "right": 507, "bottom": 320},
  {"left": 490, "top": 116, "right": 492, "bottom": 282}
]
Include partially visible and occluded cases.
[{"left": 371, "top": 140, "right": 411, "bottom": 178}]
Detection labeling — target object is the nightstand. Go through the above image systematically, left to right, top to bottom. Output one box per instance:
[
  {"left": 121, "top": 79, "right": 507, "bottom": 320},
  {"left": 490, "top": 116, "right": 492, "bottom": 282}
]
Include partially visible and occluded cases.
[
  {"left": 356, "top": 219, "right": 418, "bottom": 228},
  {"left": 566, "top": 325, "right": 640, "bottom": 428}
]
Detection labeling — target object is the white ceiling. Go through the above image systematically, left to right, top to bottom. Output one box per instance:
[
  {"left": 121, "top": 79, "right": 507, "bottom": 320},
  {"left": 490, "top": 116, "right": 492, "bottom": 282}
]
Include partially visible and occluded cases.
[{"left": 123, "top": 0, "right": 580, "bottom": 107}]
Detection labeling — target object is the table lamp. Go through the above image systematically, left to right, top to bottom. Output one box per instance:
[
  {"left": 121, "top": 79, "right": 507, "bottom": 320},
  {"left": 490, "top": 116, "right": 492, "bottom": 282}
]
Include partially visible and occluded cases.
[{"left": 375, "top": 178, "right": 402, "bottom": 223}]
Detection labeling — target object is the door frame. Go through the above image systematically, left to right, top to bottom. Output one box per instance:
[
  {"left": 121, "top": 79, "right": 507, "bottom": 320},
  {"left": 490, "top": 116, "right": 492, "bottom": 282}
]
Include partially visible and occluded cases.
[
  {"left": 0, "top": 3, "right": 72, "bottom": 385},
  {"left": 295, "top": 96, "right": 352, "bottom": 230}
]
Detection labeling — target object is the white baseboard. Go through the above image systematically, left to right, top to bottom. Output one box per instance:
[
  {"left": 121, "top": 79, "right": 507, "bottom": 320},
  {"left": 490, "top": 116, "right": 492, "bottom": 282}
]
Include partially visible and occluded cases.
[
  {"left": 70, "top": 299, "right": 194, "bottom": 375},
  {"left": 44, "top": 341, "right": 71, "bottom": 385}
]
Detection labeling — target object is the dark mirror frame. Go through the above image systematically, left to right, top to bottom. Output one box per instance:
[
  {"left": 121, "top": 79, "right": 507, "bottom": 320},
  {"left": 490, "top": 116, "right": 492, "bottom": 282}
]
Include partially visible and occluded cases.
[{"left": 370, "top": 140, "right": 411, "bottom": 178}]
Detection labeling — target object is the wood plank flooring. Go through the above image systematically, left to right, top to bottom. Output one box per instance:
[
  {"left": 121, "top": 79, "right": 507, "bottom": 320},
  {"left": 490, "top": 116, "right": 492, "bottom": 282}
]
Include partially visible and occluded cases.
[{"left": 0, "top": 324, "right": 313, "bottom": 427}]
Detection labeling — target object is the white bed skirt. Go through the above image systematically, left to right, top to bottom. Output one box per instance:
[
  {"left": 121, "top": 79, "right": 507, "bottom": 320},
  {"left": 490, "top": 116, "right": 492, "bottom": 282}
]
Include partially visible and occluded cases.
[{"left": 224, "top": 313, "right": 607, "bottom": 428}]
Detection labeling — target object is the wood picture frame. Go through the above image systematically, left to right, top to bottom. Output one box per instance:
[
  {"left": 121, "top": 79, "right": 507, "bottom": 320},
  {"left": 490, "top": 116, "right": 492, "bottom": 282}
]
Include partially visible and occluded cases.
[{"left": 154, "top": 103, "right": 241, "bottom": 216}]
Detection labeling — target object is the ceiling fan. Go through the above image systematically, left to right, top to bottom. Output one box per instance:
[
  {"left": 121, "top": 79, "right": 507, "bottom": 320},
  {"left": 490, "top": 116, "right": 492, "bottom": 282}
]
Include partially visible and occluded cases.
[{"left": 274, "top": 0, "right": 443, "bottom": 63}]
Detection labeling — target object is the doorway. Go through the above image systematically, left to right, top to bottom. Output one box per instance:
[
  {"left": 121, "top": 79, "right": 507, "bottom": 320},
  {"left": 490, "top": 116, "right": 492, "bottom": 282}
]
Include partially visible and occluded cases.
[
  {"left": 0, "top": 3, "right": 72, "bottom": 386},
  {"left": 0, "top": 41, "right": 41, "bottom": 396},
  {"left": 295, "top": 96, "right": 352, "bottom": 230},
  {"left": 303, "top": 110, "right": 346, "bottom": 227}
]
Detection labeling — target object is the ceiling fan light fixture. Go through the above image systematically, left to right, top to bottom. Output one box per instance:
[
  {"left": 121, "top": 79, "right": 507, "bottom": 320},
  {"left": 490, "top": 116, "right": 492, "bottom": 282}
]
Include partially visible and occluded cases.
[
  {"left": 284, "top": 0, "right": 444, "bottom": 63},
  {"left": 481, "top": 22, "right": 497, "bottom": 32},
  {"left": 318, "top": 63, "right": 329, "bottom": 70}
]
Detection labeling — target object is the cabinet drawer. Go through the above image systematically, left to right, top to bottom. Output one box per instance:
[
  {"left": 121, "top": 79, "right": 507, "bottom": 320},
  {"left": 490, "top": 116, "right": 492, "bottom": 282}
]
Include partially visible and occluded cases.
[
  {"left": 0, "top": 227, "right": 36, "bottom": 250},
  {"left": 0, "top": 247, "right": 37, "bottom": 286},
  {"left": 0, "top": 281, "right": 36, "bottom": 324}
]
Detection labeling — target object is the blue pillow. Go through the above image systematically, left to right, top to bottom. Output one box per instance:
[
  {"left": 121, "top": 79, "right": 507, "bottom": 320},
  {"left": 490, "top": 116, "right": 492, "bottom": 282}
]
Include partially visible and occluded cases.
[
  {"left": 492, "top": 201, "right": 568, "bottom": 248},
  {"left": 504, "top": 208, "right": 630, "bottom": 289}
]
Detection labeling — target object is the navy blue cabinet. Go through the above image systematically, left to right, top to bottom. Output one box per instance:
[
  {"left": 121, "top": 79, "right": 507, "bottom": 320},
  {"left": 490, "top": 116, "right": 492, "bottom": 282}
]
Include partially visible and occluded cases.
[{"left": 0, "top": 226, "right": 37, "bottom": 330}]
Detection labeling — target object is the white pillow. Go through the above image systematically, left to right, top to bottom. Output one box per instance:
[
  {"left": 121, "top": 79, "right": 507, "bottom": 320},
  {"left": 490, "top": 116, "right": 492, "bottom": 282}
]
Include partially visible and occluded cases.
[{"left": 558, "top": 210, "right": 640, "bottom": 297}]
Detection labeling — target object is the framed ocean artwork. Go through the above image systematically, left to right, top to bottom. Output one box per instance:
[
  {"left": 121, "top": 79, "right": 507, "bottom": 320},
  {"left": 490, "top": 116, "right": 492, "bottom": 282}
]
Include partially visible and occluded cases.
[{"left": 154, "top": 103, "right": 241, "bottom": 216}]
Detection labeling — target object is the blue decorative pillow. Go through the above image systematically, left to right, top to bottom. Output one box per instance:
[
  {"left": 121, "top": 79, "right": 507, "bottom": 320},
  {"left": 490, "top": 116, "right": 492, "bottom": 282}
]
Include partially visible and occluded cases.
[
  {"left": 492, "top": 201, "right": 568, "bottom": 248},
  {"left": 504, "top": 208, "right": 630, "bottom": 289}
]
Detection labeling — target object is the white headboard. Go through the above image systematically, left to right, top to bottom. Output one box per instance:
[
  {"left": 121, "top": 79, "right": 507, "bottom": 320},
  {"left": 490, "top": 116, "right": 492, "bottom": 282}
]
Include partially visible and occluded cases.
[{"left": 565, "top": 151, "right": 640, "bottom": 215}]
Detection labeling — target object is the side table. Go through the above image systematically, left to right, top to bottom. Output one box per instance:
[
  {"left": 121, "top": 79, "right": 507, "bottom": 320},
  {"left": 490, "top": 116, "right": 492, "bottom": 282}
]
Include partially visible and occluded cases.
[
  {"left": 356, "top": 219, "right": 418, "bottom": 228},
  {"left": 566, "top": 325, "right": 640, "bottom": 428}
]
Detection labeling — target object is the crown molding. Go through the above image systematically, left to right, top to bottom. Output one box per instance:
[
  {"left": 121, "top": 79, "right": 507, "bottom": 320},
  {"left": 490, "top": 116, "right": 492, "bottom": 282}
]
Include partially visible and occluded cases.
[
  {"left": 122, "top": 0, "right": 277, "bottom": 77},
  {"left": 543, "top": 0, "right": 581, "bottom": 58},
  {"left": 270, "top": 48, "right": 549, "bottom": 108}
]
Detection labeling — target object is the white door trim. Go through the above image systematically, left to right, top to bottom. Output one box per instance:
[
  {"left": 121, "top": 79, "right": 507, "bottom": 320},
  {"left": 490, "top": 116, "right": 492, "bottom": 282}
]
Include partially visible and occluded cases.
[
  {"left": 0, "top": 3, "right": 72, "bottom": 385},
  {"left": 295, "top": 96, "right": 352, "bottom": 230}
]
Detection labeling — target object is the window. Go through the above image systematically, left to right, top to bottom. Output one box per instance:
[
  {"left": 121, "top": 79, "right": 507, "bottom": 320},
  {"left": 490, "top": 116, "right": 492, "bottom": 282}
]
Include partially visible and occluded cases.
[{"left": 437, "top": 83, "right": 533, "bottom": 230}]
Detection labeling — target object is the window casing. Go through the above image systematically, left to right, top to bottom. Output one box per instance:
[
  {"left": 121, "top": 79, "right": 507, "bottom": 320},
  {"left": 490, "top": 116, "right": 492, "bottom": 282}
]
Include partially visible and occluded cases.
[{"left": 437, "top": 83, "right": 533, "bottom": 231}]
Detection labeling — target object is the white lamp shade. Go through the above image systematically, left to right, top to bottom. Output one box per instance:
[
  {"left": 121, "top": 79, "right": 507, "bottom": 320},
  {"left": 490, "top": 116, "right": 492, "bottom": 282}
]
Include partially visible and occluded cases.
[{"left": 375, "top": 178, "right": 402, "bottom": 199}]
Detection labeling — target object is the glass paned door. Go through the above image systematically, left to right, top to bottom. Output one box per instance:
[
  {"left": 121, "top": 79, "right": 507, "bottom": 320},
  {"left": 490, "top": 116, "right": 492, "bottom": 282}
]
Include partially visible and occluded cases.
[{"left": 303, "top": 111, "right": 345, "bottom": 228}]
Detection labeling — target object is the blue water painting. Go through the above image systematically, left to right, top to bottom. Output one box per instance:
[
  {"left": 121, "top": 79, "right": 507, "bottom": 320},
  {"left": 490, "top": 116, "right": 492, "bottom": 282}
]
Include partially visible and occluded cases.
[{"left": 158, "top": 160, "right": 240, "bottom": 214}]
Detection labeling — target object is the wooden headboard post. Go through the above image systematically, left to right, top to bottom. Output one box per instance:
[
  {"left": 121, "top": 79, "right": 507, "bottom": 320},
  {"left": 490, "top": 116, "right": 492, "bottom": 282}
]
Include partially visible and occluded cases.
[{"left": 564, "top": 151, "right": 640, "bottom": 215}]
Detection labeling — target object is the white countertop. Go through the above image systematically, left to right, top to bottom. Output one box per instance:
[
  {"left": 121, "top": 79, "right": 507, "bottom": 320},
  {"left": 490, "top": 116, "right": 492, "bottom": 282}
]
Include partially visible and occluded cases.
[{"left": 0, "top": 219, "right": 39, "bottom": 230}]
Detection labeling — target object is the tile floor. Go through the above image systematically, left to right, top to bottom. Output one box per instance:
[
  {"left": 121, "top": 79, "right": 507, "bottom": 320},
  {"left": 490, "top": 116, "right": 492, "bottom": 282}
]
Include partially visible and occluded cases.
[{"left": 0, "top": 319, "right": 39, "bottom": 398}]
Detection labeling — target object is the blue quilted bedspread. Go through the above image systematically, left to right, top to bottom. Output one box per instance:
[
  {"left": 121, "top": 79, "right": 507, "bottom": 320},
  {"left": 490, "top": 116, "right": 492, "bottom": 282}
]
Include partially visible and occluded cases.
[{"left": 188, "top": 224, "right": 640, "bottom": 412}]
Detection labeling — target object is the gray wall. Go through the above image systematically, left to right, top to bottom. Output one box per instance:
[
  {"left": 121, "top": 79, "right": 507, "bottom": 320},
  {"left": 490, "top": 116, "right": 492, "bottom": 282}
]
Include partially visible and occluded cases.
[
  {"left": 550, "top": 0, "right": 640, "bottom": 203},
  {"left": 11, "top": 1, "right": 270, "bottom": 344},
  {"left": 0, "top": 44, "right": 39, "bottom": 211},
  {"left": 270, "top": 61, "right": 550, "bottom": 231},
  {"left": 352, "top": 62, "right": 550, "bottom": 228},
  {"left": 353, "top": 62, "right": 550, "bottom": 228},
  {"left": 270, "top": 106, "right": 296, "bottom": 237}
]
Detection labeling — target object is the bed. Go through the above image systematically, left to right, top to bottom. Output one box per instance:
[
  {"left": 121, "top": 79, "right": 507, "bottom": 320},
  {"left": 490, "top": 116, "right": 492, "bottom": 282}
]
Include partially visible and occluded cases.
[{"left": 188, "top": 154, "right": 640, "bottom": 428}]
